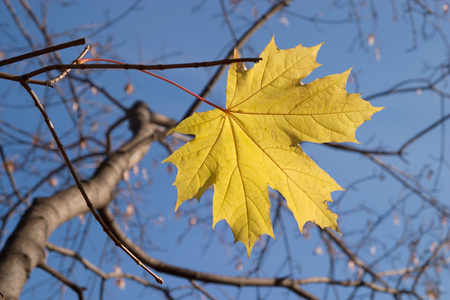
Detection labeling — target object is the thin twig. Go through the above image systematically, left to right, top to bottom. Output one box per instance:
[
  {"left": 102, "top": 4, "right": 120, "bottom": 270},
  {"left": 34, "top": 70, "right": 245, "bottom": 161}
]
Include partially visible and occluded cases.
[
  {"left": 87, "top": 0, "right": 143, "bottom": 38},
  {"left": 219, "top": 0, "right": 238, "bottom": 43},
  {"left": 15, "top": 1, "right": 87, "bottom": 134},
  {"left": 0, "top": 38, "right": 85, "bottom": 67},
  {"left": 47, "top": 46, "right": 90, "bottom": 85},
  {"left": 21, "top": 57, "right": 262, "bottom": 80},
  {"left": 365, "top": 72, "right": 450, "bottom": 101},
  {"left": 70, "top": 75, "right": 128, "bottom": 111},
  {"left": 398, "top": 112, "right": 450, "bottom": 154},
  {"left": 105, "top": 116, "right": 127, "bottom": 154},
  {"left": 324, "top": 143, "right": 401, "bottom": 156},
  {"left": 0, "top": 145, "right": 29, "bottom": 206},
  {"left": 365, "top": 154, "right": 450, "bottom": 216},
  {"left": 324, "top": 228, "right": 389, "bottom": 287},
  {"left": 411, "top": 231, "right": 450, "bottom": 291},
  {"left": 46, "top": 242, "right": 166, "bottom": 291},
  {"left": 38, "top": 262, "right": 86, "bottom": 300},
  {"left": 190, "top": 280, "right": 217, "bottom": 300}
]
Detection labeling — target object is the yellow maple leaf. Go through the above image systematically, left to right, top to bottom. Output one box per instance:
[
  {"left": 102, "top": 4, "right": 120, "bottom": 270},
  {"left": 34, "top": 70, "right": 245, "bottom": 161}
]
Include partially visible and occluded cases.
[{"left": 163, "top": 37, "right": 382, "bottom": 256}]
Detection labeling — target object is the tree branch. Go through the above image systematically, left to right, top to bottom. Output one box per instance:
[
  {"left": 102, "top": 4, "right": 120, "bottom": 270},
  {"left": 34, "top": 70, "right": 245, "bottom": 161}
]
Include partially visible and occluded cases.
[
  {"left": 0, "top": 38, "right": 85, "bottom": 67},
  {"left": 16, "top": 58, "right": 261, "bottom": 82},
  {"left": 0, "top": 101, "right": 160, "bottom": 299},
  {"left": 98, "top": 207, "right": 320, "bottom": 300},
  {"left": 37, "top": 262, "right": 86, "bottom": 300}
]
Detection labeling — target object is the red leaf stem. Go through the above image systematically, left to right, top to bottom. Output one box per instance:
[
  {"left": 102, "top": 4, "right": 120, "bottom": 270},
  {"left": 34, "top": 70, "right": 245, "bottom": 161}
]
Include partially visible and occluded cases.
[{"left": 77, "top": 58, "right": 226, "bottom": 112}]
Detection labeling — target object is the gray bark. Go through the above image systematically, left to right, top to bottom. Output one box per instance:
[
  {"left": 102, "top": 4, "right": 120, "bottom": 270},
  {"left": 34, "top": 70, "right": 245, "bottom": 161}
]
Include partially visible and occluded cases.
[{"left": 0, "top": 101, "right": 158, "bottom": 300}]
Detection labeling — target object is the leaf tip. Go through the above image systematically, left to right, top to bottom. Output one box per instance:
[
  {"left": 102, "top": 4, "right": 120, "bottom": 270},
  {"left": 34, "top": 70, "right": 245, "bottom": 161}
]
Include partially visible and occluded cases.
[
  {"left": 233, "top": 47, "right": 240, "bottom": 58},
  {"left": 232, "top": 48, "right": 247, "bottom": 72},
  {"left": 343, "top": 67, "right": 353, "bottom": 79},
  {"left": 164, "top": 127, "right": 176, "bottom": 137},
  {"left": 246, "top": 245, "right": 253, "bottom": 258}
]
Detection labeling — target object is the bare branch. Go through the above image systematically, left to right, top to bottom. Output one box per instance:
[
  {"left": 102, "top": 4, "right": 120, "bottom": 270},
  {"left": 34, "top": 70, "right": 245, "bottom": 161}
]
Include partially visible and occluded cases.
[
  {"left": 0, "top": 38, "right": 85, "bottom": 67},
  {"left": 47, "top": 45, "right": 90, "bottom": 85},
  {"left": 20, "top": 57, "right": 262, "bottom": 81},
  {"left": 0, "top": 145, "right": 29, "bottom": 206},
  {"left": 37, "top": 262, "right": 86, "bottom": 300}
]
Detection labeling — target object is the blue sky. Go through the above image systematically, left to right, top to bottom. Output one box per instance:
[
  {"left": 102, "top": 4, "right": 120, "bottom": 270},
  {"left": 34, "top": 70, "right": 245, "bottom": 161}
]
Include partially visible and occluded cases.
[{"left": 1, "top": 1, "right": 449, "bottom": 299}]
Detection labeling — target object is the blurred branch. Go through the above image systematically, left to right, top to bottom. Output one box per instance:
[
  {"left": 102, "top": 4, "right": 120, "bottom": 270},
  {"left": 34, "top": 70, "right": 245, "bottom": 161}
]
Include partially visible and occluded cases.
[
  {"left": 2, "top": 0, "right": 43, "bottom": 55},
  {"left": 16, "top": 0, "right": 88, "bottom": 133},
  {"left": 87, "top": 0, "right": 143, "bottom": 38},
  {"left": 219, "top": 0, "right": 238, "bottom": 43},
  {"left": 348, "top": 0, "right": 370, "bottom": 51},
  {"left": 284, "top": 10, "right": 351, "bottom": 24},
  {"left": 366, "top": 73, "right": 450, "bottom": 101},
  {"left": 70, "top": 75, "right": 128, "bottom": 111},
  {"left": 326, "top": 111, "right": 450, "bottom": 157},
  {"left": 398, "top": 112, "right": 450, "bottom": 154},
  {"left": 324, "top": 143, "right": 401, "bottom": 156},
  {"left": 0, "top": 145, "right": 29, "bottom": 206},
  {"left": 365, "top": 154, "right": 450, "bottom": 216},
  {"left": 98, "top": 206, "right": 419, "bottom": 299},
  {"left": 98, "top": 207, "right": 320, "bottom": 299},
  {"left": 324, "top": 228, "right": 389, "bottom": 287},
  {"left": 411, "top": 230, "right": 450, "bottom": 291},
  {"left": 45, "top": 243, "right": 167, "bottom": 292},
  {"left": 37, "top": 262, "right": 86, "bottom": 300},
  {"left": 294, "top": 277, "right": 414, "bottom": 295},
  {"left": 190, "top": 280, "right": 217, "bottom": 300}
]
